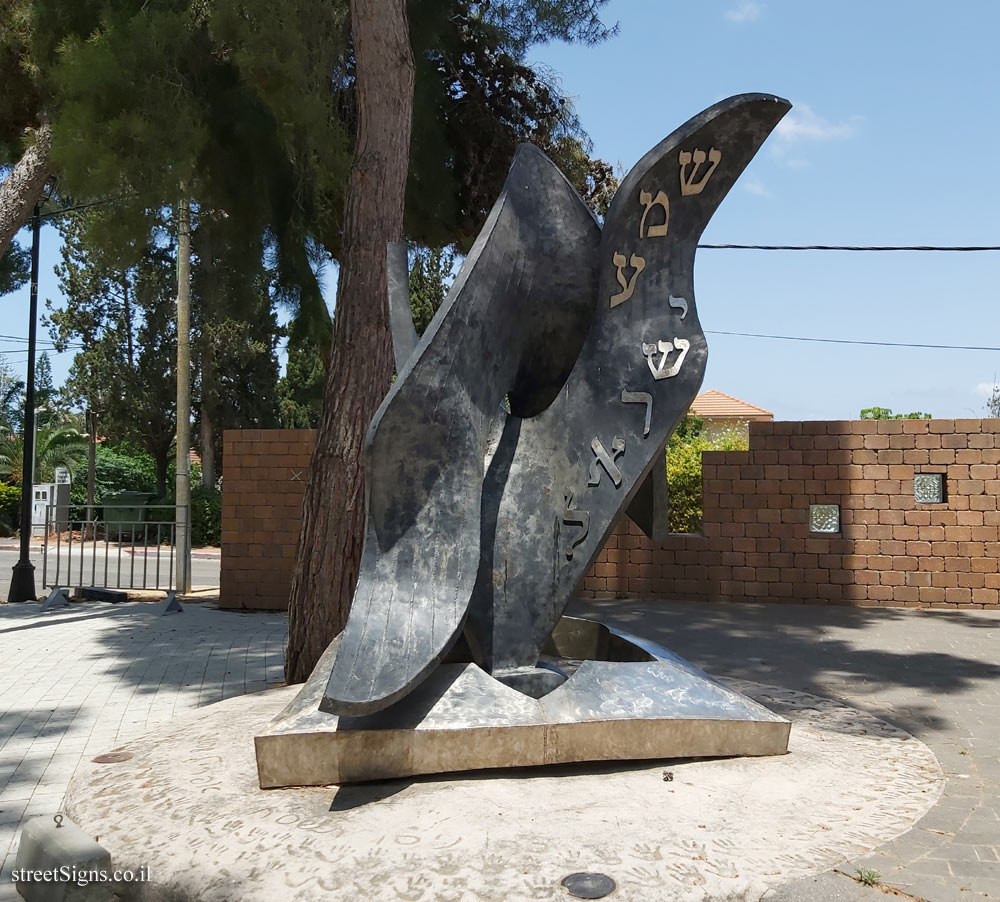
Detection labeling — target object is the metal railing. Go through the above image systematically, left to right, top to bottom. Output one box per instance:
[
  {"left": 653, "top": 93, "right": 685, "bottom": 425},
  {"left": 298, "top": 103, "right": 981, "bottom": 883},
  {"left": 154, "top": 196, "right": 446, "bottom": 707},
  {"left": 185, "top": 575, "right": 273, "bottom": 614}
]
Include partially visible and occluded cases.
[{"left": 40, "top": 504, "right": 185, "bottom": 592}]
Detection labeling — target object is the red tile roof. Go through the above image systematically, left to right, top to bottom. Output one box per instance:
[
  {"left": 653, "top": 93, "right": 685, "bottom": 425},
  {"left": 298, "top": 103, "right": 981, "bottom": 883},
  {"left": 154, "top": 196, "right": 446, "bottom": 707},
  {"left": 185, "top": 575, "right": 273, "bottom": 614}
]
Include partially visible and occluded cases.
[{"left": 690, "top": 390, "right": 773, "bottom": 421}]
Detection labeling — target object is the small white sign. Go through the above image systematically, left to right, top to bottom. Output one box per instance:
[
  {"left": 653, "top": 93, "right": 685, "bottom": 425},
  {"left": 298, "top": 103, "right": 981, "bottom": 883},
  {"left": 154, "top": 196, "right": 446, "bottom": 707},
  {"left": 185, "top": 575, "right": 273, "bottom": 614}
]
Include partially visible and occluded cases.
[{"left": 54, "top": 466, "right": 71, "bottom": 484}]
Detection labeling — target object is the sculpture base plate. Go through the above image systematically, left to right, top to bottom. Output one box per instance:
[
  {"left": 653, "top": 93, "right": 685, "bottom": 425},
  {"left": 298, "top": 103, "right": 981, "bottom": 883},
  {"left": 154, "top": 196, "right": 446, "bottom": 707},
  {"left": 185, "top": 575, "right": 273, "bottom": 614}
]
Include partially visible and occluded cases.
[{"left": 255, "top": 617, "right": 790, "bottom": 787}]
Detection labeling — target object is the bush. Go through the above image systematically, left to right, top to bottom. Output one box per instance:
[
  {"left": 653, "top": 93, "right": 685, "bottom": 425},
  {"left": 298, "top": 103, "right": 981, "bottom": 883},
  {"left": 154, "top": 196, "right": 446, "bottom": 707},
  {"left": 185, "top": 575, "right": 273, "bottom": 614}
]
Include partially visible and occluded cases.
[
  {"left": 665, "top": 417, "right": 748, "bottom": 533},
  {"left": 68, "top": 446, "right": 157, "bottom": 508},
  {"left": 0, "top": 482, "right": 20, "bottom": 534},
  {"left": 191, "top": 485, "right": 221, "bottom": 547}
]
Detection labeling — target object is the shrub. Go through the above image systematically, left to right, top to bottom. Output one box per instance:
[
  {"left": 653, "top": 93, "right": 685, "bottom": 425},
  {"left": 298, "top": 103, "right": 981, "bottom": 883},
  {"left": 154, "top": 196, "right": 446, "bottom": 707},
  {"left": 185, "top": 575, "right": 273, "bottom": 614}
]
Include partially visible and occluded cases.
[
  {"left": 665, "top": 417, "right": 748, "bottom": 533},
  {"left": 68, "top": 446, "right": 157, "bottom": 508},
  {"left": 0, "top": 482, "right": 20, "bottom": 533},
  {"left": 191, "top": 485, "right": 221, "bottom": 547}
]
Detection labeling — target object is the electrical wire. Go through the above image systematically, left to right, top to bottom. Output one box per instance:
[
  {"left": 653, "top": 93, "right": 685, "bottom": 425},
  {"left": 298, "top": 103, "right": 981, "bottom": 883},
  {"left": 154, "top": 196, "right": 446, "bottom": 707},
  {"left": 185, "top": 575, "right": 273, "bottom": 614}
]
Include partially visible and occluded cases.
[
  {"left": 698, "top": 243, "right": 1000, "bottom": 251},
  {"left": 706, "top": 330, "right": 1000, "bottom": 351}
]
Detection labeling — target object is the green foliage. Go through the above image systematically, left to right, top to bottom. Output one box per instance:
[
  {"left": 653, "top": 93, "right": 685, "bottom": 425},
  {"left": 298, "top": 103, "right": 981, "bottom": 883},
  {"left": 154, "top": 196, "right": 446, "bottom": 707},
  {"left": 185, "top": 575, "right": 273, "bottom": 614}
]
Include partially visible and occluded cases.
[
  {"left": 0, "top": 0, "right": 44, "bottom": 160},
  {"left": 406, "top": 0, "right": 618, "bottom": 251},
  {"left": 49, "top": 206, "right": 177, "bottom": 492},
  {"left": 191, "top": 212, "right": 281, "bottom": 469},
  {"left": 0, "top": 242, "right": 29, "bottom": 296},
  {"left": 409, "top": 246, "right": 456, "bottom": 337},
  {"left": 277, "top": 333, "right": 325, "bottom": 428},
  {"left": 33, "top": 350, "right": 61, "bottom": 422},
  {"left": 0, "top": 353, "right": 24, "bottom": 432},
  {"left": 985, "top": 385, "right": 1000, "bottom": 418},
  {"left": 860, "top": 406, "right": 932, "bottom": 420},
  {"left": 665, "top": 416, "right": 749, "bottom": 534},
  {"left": 0, "top": 417, "right": 87, "bottom": 484},
  {"left": 67, "top": 444, "right": 157, "bottom": 508},
  {"left": 0, "top": 481, "right": 20, "bottom": 532},
  {"left": 190, "top": 484, "right": 221, "bottom": 546},
  {"left": 854, "top": 868, "right": 880, "bottom": 887}
]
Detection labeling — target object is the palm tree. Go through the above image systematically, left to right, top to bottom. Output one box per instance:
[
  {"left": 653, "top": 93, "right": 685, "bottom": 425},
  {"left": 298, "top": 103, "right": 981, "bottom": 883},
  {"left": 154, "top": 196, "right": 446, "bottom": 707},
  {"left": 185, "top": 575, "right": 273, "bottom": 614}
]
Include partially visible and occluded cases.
[{"left": 0, "top": 418, "right": 88, "bottom": 485}]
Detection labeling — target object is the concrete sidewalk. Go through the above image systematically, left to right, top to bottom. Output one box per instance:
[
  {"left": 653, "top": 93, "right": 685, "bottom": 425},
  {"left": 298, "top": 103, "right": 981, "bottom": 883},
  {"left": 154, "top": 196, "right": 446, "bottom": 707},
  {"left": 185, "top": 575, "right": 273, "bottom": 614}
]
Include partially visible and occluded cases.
[
  {"left": 2, "top": 597, "right": 998, "bottom": 900},
  {"left": 572, "top": 598, "right": 1000, "bottom": 901},
  {"left": 0, "top": 600, "right": 286, "bottom": 900}
]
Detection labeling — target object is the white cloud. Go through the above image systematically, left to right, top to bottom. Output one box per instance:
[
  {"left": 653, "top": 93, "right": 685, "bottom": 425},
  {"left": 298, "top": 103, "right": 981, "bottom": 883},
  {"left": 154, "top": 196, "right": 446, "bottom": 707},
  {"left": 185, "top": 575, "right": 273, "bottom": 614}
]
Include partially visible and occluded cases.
[
  {"left": 725, "top": 1, "right": 764, "bottom": 23},
  {"left": 774, "top": 103, "right": 856, "bottom": 142},
  {"left": 741, "top": 177, "right": 770, "bottom": 197},
  {"left": 974, "top": 381, "right": 999, "bottom": 399}
]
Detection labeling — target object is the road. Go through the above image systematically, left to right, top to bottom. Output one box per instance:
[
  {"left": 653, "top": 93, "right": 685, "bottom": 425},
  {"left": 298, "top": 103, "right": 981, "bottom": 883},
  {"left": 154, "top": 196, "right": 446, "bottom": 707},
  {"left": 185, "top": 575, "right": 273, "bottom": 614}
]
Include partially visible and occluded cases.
[{"left": 0, "top": 546, "right": 221, "bottom": 597}]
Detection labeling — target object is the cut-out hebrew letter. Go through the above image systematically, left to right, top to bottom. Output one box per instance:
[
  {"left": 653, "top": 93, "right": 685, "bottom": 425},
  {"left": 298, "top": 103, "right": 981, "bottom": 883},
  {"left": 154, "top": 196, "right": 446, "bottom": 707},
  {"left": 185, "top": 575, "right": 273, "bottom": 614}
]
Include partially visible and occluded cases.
[
  {"left": 679, "top": 147, "right": 722, "bottom": 196},
  {"left": 638, "top": 189, "right": 669, "bottom": 239},
  {"left": 609, "top": 252, "right": 646, "bottom": 307},
  {"left": 668, "top": 295, "right": 688, "bottom": 319},
  {"left": 642, "top": 337, "right": 690, "bottom": 380},
  {"left": 621, "top": 389, "right": 653, "bottom": 437},
  {"left": 588, "top": 437, "right": 626, "bottom": 487},
  {"left": 562, "top": 491, "right": 590, "bottom": 560}
]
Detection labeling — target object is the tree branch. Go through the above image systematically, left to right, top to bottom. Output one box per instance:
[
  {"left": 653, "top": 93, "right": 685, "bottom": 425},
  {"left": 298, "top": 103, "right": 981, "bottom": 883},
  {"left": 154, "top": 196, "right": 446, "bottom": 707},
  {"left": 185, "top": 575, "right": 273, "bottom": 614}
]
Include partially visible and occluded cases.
[{"left": 0, "top": 121, "right": 54, "bottom": 259}]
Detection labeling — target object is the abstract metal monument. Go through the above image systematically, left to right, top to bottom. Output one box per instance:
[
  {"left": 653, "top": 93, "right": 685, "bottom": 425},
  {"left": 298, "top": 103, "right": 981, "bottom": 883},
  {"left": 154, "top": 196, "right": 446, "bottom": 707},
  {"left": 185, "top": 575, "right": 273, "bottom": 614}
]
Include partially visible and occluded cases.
[{"left": 256, "top": 94, "right": 793, "bottom": 787}]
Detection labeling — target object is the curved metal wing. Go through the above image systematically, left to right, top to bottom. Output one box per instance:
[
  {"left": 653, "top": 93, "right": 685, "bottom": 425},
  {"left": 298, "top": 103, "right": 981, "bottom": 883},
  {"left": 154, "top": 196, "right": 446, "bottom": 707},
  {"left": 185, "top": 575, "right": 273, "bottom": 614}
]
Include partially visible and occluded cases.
[
  {"left": 469, "top": 94, "right": 791, "bottom": 672},
  {"left": 319, "top": 145, "right": 602, "bottom": 715}
]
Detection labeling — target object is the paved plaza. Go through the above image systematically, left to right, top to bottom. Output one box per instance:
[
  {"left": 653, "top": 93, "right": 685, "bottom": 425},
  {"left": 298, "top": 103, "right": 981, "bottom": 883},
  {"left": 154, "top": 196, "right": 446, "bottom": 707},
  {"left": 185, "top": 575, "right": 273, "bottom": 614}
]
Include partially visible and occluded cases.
[
  {"left": 1, "top": 597, "right": 999, "bottom": 900},
  {"left": 0, "top": 600, "right": 286, "bottom": 901}
]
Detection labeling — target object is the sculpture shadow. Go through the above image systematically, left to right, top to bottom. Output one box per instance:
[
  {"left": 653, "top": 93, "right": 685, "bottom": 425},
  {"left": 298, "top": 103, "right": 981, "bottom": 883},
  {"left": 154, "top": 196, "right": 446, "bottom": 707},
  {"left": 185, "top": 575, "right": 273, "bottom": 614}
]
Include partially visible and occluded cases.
[
  {"left": 572, "top": 598, "right": 1000, "bottom": 736},
  {"left": 329, "top": 757, "right": 672, "bottom": 811}
]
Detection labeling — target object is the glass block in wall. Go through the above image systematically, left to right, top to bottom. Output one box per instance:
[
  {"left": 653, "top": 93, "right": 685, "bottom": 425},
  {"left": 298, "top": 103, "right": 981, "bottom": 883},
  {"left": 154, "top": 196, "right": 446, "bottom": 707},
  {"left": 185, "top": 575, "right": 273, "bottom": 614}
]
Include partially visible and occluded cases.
[
  {"left": 914, "top": 473, "right": 945, "bottom": 504},
  {"left": 808, "top": 504, "right": 840, "bottom": 533}
]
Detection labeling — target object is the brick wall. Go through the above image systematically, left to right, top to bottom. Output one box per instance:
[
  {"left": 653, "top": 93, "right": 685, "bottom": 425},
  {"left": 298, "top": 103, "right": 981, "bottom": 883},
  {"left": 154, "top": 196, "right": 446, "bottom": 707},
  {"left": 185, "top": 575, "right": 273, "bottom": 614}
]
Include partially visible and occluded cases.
[
  {"left": 582, "top": 418, "right": 1000, "bottom": 609},
  {"left": 220, "top": 420, "right": 1000, "bottom": 611},
  {"left": 219, "top": 429, "right": 315, "bottom": 610}
]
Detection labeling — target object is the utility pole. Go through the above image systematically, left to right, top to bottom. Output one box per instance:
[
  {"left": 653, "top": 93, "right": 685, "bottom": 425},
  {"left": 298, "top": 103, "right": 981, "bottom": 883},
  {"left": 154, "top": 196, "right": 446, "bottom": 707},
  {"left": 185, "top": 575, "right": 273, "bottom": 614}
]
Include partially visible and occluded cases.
[
  {"left": 175, "top": 195, "right": 192, "bottom": 593},
  {"left": 7, "top": 205, "right": 41, "bottom": 603},
  {"left": 86, "top": 409, "right": 96, "bottom": 522}
]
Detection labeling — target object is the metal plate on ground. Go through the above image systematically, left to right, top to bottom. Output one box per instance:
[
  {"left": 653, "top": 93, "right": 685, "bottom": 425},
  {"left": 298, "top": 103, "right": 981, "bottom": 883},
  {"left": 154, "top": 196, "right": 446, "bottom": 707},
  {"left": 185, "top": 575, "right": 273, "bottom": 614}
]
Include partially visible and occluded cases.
[
  {"left": 92, "top": 752, "right": 133, "bottom": 764},
  {"left": 561, "top": 872, "right": 617, "bottom": 898}
]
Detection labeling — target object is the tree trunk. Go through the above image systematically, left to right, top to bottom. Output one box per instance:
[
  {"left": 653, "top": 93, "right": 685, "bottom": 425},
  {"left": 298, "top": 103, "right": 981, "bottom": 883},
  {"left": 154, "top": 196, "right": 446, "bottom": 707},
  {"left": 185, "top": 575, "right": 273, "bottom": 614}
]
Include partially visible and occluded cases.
[
  {"left": 285, "top": 0, "right": 415, "bottom": 682},
  {"left": 0, "top": 122, "right": 53, "bottom": 260},
  {"left": 175, "top": 194, "right": 193, "bottom": 592},
  {"left": 199, "top": 335, "right": 216, "bottom": 488},
  {"left": 200, "top": 402, "right": 215, "bottom": 488},
  {"left": 154, "top": 447, "right": 169, "bottom": 498}
]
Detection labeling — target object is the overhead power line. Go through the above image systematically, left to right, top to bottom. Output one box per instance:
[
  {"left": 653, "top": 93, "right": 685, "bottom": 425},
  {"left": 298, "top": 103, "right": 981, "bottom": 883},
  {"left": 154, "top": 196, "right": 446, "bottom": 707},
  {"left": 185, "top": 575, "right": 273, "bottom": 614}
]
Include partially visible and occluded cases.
[
  {"left": 698, "top": 243, "right": 1000, "bottom": 252},
  {"left": 707, "top": 330, "right": 1000, "bottom": 351}
]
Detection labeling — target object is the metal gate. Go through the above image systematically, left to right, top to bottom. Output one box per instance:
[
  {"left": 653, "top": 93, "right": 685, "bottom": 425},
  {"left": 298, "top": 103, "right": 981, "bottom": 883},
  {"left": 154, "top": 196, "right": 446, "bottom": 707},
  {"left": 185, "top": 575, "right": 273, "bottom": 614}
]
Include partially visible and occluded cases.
[{"left": 40, "top": 504, "right": 186, "bottom": 592}]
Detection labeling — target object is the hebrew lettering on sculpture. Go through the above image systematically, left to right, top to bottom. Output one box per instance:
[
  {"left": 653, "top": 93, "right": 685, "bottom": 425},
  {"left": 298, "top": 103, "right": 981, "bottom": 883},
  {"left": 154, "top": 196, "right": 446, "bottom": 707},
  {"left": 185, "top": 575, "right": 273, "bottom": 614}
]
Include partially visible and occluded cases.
[
  {"left": 679, "top": 147, "right": 722, "bottom": 196},
  {"left": 638, "top": 189, "right": 669, "bottom": 239},
  {"left": 609, "top": 252, "right": 646, "bottom": 307},
  {"left": 668, "top": 295, "right": 688, "bottom": 319},
  {"left": 642, "top": 337, "right": 690, "bottom": 380},
  {"left": 621, "top": 389, "right": 653, "bottom": 437},
  {"left": 588, "top": 437, "right": 626, "bottom": 487},
  {"left": 561, "top": 491, "right": 591, "bottom": 560}
]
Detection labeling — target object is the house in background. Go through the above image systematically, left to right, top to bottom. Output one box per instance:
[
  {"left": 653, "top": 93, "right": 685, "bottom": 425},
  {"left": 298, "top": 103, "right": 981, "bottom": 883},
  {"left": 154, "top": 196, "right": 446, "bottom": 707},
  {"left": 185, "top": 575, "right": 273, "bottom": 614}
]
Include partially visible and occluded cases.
[{"left": 689, "top": 390, "right": 773, "bottom": 440}]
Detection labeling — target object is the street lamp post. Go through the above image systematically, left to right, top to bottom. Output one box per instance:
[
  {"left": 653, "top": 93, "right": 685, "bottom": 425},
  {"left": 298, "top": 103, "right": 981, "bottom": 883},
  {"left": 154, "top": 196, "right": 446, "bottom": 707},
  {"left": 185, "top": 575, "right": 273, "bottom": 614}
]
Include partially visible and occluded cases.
[{"left": 7, "top": 204, "right": 41, "bottom": 603}]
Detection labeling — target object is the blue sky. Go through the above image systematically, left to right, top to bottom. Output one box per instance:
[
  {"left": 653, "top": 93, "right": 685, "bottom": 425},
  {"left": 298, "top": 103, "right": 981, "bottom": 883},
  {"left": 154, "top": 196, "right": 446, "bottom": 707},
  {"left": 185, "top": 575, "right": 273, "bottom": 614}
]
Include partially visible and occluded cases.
[
  {"left": 5, "top": 0, "right": 999, "bottom": 421},
  {"left": 528, "top": 0, "right": 1000, "bottom": 419}
]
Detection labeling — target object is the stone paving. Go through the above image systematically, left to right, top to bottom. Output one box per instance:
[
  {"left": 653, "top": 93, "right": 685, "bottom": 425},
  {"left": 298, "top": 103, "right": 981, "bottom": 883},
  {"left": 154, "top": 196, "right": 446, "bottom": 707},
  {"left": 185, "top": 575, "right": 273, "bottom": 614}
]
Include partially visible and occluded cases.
[
  {"left": 2, "top": 596, "right": 999, "bottom": 900},
  {"left": 574, "top": 599, "right": 1000, "bottom": 901},
  {"left": 0, "top": 600, "right": 287, "bottom": 900}
]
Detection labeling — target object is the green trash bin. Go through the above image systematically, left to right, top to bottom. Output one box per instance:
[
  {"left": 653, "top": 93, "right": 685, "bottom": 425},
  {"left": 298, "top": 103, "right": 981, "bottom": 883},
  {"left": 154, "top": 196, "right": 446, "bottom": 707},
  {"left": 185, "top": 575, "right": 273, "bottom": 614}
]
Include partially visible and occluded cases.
[{"left": 103, "top": 491, "right": 156, "bottom": 541}]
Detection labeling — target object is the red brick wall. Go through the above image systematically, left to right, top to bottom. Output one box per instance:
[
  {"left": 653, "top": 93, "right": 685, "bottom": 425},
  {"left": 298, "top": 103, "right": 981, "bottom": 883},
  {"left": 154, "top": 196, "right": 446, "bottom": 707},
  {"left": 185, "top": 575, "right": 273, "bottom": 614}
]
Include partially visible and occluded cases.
[
  {"left": 582, "top": 419, "right": 1000, "bottom": 609},
  {"left": 220, "top": 420, "right": 1000, "bottom": 611},
  {"left": 220, "top": 429, "right": 315, "bottom": 610}
]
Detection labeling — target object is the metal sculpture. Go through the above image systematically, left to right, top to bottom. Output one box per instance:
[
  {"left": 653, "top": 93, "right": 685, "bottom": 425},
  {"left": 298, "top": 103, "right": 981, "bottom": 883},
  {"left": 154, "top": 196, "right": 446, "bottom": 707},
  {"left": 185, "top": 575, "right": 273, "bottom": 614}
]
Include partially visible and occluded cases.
[{"left": 256, "top": 94, "right": 793, "bottom": 785}]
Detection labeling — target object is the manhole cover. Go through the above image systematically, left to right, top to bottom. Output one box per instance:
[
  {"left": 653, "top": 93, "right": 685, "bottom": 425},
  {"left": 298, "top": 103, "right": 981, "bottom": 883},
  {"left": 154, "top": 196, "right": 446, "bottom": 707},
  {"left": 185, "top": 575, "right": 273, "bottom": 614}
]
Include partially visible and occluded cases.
[
  {"left": 92, "top": 751, "right": 133, "bottom": 764},
  {"left": 561, "top": 872, "right": 616, "bottom": 898}
]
